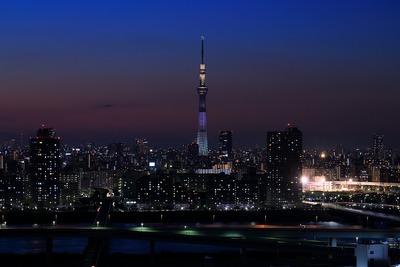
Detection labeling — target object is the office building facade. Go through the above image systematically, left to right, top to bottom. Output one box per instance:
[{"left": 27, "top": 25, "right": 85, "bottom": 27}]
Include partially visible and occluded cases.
[
  {"left": 266, "top": 126, "right": 302, "bottom": 209},
  {"left": 30, "top": 127, "right": 61, "bottom": 208},
  {"left": 219, "top": 130, "right": 233, "bottom": 160}
]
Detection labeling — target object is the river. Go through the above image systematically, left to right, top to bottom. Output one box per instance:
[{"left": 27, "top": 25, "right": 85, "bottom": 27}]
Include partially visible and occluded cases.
[{"left": 0, "top": 221, "right": 351, "bottom": 254}]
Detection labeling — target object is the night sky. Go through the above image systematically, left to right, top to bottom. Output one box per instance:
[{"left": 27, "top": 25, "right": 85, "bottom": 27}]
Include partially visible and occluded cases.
[{"left": 1, "top": 1, "right": 400, "bottom": 149}]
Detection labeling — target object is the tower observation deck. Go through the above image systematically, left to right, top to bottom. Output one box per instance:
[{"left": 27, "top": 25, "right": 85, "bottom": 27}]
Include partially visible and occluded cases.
[{"left": 196, "top": 37, "right": 208, "bottom": 156}]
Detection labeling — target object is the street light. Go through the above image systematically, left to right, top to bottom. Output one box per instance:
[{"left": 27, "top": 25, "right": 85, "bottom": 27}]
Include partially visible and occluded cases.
[{"left": 184, "top": 225, "right": 191, "bottom": 235}]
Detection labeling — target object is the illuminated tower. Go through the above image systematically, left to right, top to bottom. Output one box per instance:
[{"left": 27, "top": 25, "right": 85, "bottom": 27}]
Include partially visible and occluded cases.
[{"left": 196, "top": 37, "right": 209, "bottom": 156}]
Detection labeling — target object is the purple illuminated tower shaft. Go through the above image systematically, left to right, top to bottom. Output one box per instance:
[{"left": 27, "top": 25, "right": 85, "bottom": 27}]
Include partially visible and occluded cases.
[{"left": 196, "top": 37, "right": 208, "bottom": 156}]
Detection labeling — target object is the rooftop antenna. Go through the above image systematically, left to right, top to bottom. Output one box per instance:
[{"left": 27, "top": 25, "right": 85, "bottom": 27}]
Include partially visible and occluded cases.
[{"left": 201, "top": 36, "right": 204, "bottom": 64}]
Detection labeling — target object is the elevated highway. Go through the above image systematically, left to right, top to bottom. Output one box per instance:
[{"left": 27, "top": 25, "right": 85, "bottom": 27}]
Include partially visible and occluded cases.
[
  {"left": 81, "top": 189, "right": 113, "bottom": 267},
  {"left": 304, "top": 200, "right": 400, "bottom": 222},
  {"left": 1, "top": 222, "right": 400, "bottom": 266},
  {"left": 1, "top": 224, "right": 399, "bottom": 242}
]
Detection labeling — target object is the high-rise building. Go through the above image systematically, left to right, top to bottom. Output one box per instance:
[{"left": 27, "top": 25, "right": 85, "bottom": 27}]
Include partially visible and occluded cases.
[
  {"left": 196, "top": 37, "right": 209, "bottom": 156},
  {"left": 266, "top": 126, "right": 302, "bottom": 209},
  {"left": 30, "top": 127, "right": 61, "bottom": 208},
  {"left": 219, "top": 130, "right": 233, "bottom": 160},
  {"left": 372, "top": 133, "right": 384, "bottom": 164},
  {"left": 133, "top": 138, "right": 149, "bottom": 155},
  {"left": 187, "top": 141, "right": 199, "bottom": 158},
  {"left": 0, "top": 157, "right": 25, "bottom": 208},
  {"left": 60, "top": 173, "right": 80, "bottom": 205},
  {"left": 207, "top": 173, "right": 236, "bottom": 210},
  {"left": 137, "top": 174, "right": 173, "bottom": 210}
]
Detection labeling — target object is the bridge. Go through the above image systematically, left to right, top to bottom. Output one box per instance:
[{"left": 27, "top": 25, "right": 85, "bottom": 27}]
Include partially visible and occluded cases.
[
  {"left": 81, "top": 188, "right": 113, "bottom": 267},
  {"left": 303, "top": 200, "right": 400, "bottom": 222},
  {"left": 1, "top": 223, "right": 399, "bottom": 266}
]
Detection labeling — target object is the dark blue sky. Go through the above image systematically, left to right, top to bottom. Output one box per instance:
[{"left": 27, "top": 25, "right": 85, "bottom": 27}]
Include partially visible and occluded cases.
[{"left": 1, "top": 1, "right": 400, "bottom": 149}]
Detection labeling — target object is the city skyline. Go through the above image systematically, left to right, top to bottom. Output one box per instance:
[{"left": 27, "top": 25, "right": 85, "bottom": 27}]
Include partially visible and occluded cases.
[{"left": 1, "top": 1, "right": 400, "bottom": 148}]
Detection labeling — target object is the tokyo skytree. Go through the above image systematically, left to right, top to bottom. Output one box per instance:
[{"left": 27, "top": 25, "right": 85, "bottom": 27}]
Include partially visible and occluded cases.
[{"left": 196, "top": 37, "right": 208, "bottom": 156}]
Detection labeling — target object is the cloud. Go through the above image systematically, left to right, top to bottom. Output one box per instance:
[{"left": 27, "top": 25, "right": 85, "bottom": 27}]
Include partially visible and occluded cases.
[{"left": 96, "top": 104, "right": 115, "bottom": 109}]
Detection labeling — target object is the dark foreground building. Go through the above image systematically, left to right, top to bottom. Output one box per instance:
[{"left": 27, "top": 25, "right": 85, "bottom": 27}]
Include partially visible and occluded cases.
[
  {"left": 266, "top": 126, "right": 302, "bottom": 209},
  {"left": 30, "top": 127, "right": 61, "bottom": 209},
  {"left": 219, "top": 130, "right": 233, "bottom": 161}
]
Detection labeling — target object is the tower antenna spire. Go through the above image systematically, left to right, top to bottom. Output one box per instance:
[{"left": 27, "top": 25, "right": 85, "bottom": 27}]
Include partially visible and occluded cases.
[
  {"left": 199, "top": 36, "right": 206, "bottom": 87},
  {"left": 201, "top": 36, "right": 204, "bottom": 64}
]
